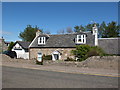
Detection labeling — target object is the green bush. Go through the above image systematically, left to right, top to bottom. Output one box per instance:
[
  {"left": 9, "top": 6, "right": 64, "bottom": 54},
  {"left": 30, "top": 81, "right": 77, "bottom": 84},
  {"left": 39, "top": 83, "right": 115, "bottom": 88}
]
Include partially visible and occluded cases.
[
  {"left": 71, "top": 45, "right": 105, "bottom": 61},
  {"left": 71, "top": 45, "right": 91, "bottom": 61},
  {"left": 87, "top": 46, "right": 105, "bottom": 57},
  {"left": 86, "top": 49, "right": 99, "bottom": 57},
  {"left": 42, "top": 54, "right": 52, "bottom": 60},
  {"left": 64, "top": 57, "right": 75, "bottom": 61}
]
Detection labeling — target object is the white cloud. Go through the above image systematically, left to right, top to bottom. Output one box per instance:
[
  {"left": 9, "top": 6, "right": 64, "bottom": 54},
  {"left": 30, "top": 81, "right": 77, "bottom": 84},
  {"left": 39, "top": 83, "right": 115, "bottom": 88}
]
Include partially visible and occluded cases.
[{"left": 0, "top": 30, "right": 12, "bottom": 35}]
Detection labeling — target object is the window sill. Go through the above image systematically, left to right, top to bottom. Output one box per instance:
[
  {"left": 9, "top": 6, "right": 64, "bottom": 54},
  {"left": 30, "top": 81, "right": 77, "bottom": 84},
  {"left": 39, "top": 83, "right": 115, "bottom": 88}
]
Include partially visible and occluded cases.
[{"left": 75, "top": 42, "right": 86, "bottom": 44}]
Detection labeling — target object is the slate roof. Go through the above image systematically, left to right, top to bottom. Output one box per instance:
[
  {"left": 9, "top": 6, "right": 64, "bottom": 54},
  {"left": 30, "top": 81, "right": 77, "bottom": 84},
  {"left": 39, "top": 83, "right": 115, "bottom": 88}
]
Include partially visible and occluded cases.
[
  {"left": 29, "top": 32, "right": 95, "bottom": 48},
  {"left": 98, "top": 38, "right": 120, "bottom": 55},
  {"left": 4, "top": 41, "right": 11, "bottom": 44},
  {"left": 15, "top": 41, "right": 31, "bottom": 50}
]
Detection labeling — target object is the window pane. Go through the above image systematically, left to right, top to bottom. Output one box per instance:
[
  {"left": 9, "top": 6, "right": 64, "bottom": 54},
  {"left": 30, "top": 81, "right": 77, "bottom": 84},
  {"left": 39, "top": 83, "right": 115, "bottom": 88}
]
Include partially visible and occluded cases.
[
  {"left": 79, "top": 35, "right": 81, "bottom": 38},
  {"left": 40, "top": 37, "right": 42, "bottom": 43},
  {"left": 43, "top": 37, "right": 45, "bottom": 44},
  {"left": 83, "top": 38, "right": 84, "bottom": 43},
  {"left": 78, "top": 39, "right": 82, "bottom": 42}
]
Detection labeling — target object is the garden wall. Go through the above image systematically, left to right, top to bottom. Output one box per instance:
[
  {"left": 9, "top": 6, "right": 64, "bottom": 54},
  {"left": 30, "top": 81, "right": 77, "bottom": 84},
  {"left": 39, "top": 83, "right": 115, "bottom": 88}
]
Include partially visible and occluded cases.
[{"left": 44, "top": 56, "right": 119, "bottom": 70}]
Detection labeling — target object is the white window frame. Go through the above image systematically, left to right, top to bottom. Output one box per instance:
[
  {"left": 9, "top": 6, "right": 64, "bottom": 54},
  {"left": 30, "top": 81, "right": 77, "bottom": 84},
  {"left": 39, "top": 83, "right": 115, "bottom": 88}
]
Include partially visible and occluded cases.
[
  {"left": 76, "top": 34, "right": 86, "bottom": 44},
  {"left": 38, "top": 37, "right": 46, "bottom": 45}
]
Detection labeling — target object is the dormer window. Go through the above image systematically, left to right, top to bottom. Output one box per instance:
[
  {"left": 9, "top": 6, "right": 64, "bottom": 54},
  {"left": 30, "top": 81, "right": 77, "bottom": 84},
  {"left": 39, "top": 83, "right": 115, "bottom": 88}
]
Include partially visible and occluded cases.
[
  {"left": 76, "top": 34, "right": 86, "bottom": 44},
  {"left": 38, "top": 37, "right": 46, "bottom": 45}
]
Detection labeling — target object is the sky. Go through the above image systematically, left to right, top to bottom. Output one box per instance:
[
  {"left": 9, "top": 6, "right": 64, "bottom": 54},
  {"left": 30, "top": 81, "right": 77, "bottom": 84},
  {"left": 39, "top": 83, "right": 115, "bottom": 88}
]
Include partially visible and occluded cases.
[{"left": 2, "top": 2, "right": 118, "bottom": 41}]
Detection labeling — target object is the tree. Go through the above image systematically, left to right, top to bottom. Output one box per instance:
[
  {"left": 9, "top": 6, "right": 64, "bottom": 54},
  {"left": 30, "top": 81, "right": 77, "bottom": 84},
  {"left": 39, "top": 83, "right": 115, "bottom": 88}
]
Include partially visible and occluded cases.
[
  {"left": 74, "top": 21, "right": 119, "bottom": 38},
  {"left": 99, "top": 21, "right": 107, "bottom": 38},
  {"left": 102, "top": 21, "right": 120, "bottom": 38},
  {"left": 85, "top": 23, "right": 99, "bottom": 32},
  {"left": 85, "top": 24, "right": 93, "bottom": 31},
  {"left": 19, "top": 25, "right": 43, "bottom": 42},
  {"left": 74, "top": 25, "right": 86, "bottom": 32},
  {"left": 79, "top": 25, "right": 86, "bottom": 32},
  {"left": 74, "top": 26, "right": 79, "bottom": 32},
  {"left": 66, "top": 27, "right": 73, "bottom": 33},
  {"left": 8, "top": 42, "right": 14, "bottom": 51}
]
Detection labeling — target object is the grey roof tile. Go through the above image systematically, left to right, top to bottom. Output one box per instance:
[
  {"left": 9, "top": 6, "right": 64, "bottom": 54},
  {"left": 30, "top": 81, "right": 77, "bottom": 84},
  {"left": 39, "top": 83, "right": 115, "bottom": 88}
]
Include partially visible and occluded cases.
[
  {"left": 30, "top": 32, "right": 95, "bottom": 48},
  {"left": 98, "top": 38, "right": 120, "bottom": 54},
  {"left": 15, "top": 41, "right": 30, "bottom": 49}
]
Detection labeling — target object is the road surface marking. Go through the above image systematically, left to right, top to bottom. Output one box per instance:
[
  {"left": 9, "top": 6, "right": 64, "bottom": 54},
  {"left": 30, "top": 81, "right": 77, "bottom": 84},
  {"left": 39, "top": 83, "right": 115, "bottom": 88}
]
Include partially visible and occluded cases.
[
  {"left": 2, "top": 65, "right": 119, "bottom": 77},
  {"left": 25, "top": 66, "right": 119, "bottom": 77}
]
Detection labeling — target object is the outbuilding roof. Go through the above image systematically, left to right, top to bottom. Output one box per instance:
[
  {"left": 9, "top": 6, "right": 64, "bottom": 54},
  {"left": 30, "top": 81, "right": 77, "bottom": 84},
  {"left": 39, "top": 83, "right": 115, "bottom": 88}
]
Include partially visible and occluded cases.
[
  {"left": 98, "top": 38, "right": 120, "bottom": 54},
  {"left": 15, "top": 41, "right": 30, "bottom": 50}
]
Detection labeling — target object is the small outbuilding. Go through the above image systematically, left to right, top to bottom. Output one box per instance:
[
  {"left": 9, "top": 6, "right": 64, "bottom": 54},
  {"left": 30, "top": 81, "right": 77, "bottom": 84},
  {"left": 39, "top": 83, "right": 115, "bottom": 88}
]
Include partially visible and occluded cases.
[{"left": 12, "top": 41, "right": 30, "bottom": 59}]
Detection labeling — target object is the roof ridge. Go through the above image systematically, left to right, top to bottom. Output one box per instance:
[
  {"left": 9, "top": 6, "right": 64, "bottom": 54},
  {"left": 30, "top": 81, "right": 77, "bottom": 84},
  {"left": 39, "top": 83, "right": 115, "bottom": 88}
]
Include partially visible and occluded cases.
[{"left": 16, "top": 41, "right": 30, "bottom": 42}]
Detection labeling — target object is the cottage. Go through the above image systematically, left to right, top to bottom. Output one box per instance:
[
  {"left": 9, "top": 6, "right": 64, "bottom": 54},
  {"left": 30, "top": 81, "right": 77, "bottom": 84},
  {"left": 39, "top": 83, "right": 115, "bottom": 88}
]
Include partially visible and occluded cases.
[
  {"left": 29, "top": 24, "right": 120, "bottom": 61},
  {"left": 29, "top": 25, "right": 98, "bottom": 61},
  {"left": 12, "top": 41, "right": 30, "bottom": 59}
]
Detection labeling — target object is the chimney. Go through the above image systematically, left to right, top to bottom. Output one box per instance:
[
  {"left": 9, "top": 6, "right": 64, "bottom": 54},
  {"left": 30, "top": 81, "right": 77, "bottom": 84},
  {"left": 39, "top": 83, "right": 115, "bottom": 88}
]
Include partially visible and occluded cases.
[
  {"left": 92, "top": 24, "right": 98, "bottom": 46},
  {"left": 36, "top": 30, "right": 41, "bottom": 37}
]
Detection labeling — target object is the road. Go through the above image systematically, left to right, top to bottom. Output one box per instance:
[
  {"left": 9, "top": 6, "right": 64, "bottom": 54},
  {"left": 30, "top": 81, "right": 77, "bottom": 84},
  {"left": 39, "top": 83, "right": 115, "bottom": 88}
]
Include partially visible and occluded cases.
[{"left": 2, "top": 66, "right": 118, "bottom": 88}]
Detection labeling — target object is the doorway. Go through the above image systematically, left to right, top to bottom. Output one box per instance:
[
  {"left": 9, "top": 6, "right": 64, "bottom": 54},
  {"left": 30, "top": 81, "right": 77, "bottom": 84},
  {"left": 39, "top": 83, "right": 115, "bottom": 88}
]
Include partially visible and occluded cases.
[
  {"left": 52, "top": 51, "right": 60, "bottom": 61},
  {"left": 37, "top": 52, "right": 42, "bottom": 62},
  {"left": 53, "top": 54, "right": 59, "bottom": 60}
]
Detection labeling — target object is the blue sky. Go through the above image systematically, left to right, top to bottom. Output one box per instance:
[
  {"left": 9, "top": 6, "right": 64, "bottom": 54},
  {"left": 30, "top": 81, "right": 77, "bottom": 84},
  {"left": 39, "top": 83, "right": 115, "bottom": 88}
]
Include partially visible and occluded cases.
[{"left": 2, "top": 2, "right": 118, "bottom": 41}]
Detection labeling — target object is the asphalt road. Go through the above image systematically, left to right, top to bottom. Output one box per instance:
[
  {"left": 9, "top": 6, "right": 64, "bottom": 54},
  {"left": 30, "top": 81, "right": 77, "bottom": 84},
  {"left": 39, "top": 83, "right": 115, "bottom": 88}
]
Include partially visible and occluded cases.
[{"left": 2, "top": 66, "right": 118, "bottom": 88}]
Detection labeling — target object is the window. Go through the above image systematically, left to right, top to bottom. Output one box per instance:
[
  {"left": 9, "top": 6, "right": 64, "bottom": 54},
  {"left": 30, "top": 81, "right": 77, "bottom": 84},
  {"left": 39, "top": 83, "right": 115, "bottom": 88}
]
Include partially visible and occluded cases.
[
  {"left": 76, "top": 35, "right": 86, "bottom": 44},
  {"left": 38, "top": 37, "right": 46, "bottom": 45},
  {"left": 14, "top": 46, "right": 22, "bottom": 50}
]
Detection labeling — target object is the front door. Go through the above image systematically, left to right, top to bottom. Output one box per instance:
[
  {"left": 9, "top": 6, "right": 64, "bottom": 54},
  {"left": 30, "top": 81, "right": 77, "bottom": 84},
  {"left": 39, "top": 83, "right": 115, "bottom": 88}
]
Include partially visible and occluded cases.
[
  {"left": 52, "top": 50, "right": 60, "bottom": 61},
  {"left": 37, "top": 53, "right": 42, "bottom": 62},
  {"left": 54, "top": 54, "right": 59, "bottom": 60}
]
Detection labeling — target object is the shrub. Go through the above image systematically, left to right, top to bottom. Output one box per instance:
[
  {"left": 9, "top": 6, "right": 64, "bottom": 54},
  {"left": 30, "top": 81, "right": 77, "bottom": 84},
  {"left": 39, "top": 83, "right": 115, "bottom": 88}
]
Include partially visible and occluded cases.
[
  {"left": 71, "top": 45, "right": 105, "bottom": 61},
  {"left": 71, "top": 45, "right": 91, "bottom": 61},
  {"left": 87, "top": 46, "right": 105, "bottom": 57},
  {"left": 86, "top": 49, "right": 99, "bottom": 57},
  {"left": 42, "top": 54, "right": 52, "bottom": 60},
  {"left": 64, "top": 57, "right": 75, "bottom": 61}
]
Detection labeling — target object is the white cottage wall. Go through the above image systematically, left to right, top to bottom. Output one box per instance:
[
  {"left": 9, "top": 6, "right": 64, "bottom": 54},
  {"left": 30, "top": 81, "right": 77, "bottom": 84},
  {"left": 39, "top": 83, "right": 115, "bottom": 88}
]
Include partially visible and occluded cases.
[{"left": 12, "top": 43, "right": 29, "bottom": 59}]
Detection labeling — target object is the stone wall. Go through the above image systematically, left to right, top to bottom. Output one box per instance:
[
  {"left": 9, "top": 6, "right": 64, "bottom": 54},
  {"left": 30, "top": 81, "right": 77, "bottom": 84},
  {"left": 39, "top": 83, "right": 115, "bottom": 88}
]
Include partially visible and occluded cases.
[
  {"left": 29, "top": 48, "right": 76, "bottom": 60},
  {"left": 43, "top": 56, "right": 119, "bottom": 70},
  {"left": 80, "top": 56, "right": 119, "bottom": 70}
]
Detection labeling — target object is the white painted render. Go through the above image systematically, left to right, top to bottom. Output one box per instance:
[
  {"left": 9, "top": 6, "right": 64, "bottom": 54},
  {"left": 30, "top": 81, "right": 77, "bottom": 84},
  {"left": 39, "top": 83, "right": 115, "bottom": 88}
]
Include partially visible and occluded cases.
[
  {"left": 92, "top": 25, "right": 98, "bottom": 46},
  {"left": 76, "top": 34, "right": 86, "bottom": 44},
  {"left": 38, "top": 37, "right": 46, "bottom": 45},
  {"left": 12, "top": 43, "right": 29, "bottom": 59}
]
